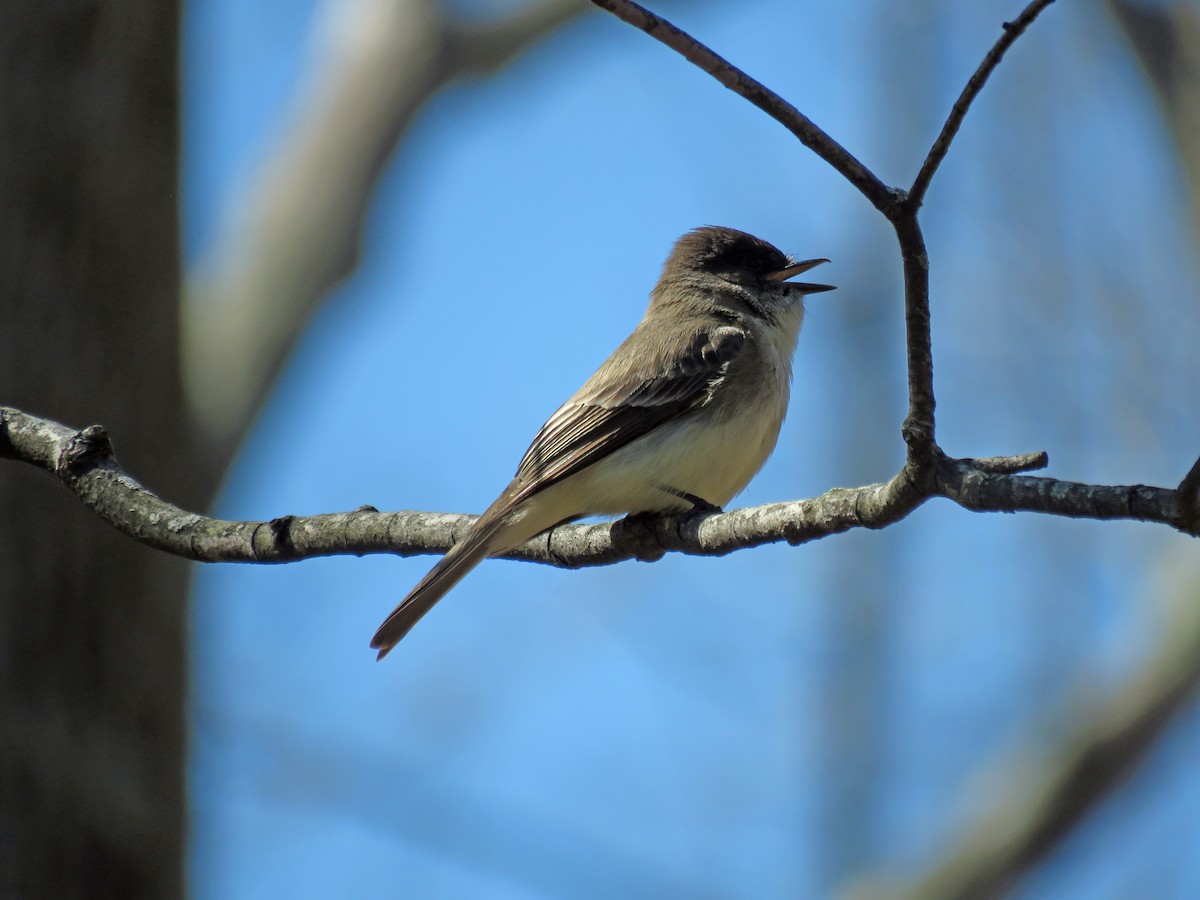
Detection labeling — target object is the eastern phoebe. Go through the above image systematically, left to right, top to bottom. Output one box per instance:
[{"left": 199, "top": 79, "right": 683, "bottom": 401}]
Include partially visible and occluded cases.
[{"left": 372, "top": 226, "right": 834, "bottom": 658}]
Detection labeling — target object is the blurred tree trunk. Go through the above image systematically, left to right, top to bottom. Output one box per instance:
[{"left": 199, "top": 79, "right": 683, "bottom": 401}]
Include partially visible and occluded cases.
[
  {"left": 0, "top": 3, "right": 585, "bottom": 894},
  {"left": 0, "top": 5, "right": 193, "bottom": 897}
]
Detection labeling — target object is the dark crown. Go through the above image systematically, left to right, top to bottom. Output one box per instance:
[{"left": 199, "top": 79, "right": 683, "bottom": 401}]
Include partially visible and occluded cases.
[{"left": 664, "top": 226, "right": 789, "bottom": 279}]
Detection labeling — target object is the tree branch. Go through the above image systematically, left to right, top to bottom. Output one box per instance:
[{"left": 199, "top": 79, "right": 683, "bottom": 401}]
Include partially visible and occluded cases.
[
  {"left": 587, "top": 0, "right": 895, "bottom": 214},
  {"left": 909, "top": 0, "right": 1058, "bottom": 206},
  {"left": 892, "top": 213, "right": 937, "bottom": 478},
  {"left": 0, "top": 406, "right": 920, "bottom": 565},
  {"left": 4, "top": 408, "right": 1192, "bottom": 570},
  {"left": 1177, "top": 453, "right": 1200, "bottom": 530},
  {"left": 938, "top": 455, "right": 1190, "bottom": 529}
]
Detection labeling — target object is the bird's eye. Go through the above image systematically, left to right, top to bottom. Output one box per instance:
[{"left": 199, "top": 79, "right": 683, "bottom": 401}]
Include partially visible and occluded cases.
[{"left": 723, "top": 267, "right": 758, "bottom": 286}]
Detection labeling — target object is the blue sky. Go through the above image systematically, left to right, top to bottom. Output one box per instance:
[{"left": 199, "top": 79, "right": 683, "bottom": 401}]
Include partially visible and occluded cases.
[{"left": 185, "top": 1, "right": 1200, "bottom": 897}]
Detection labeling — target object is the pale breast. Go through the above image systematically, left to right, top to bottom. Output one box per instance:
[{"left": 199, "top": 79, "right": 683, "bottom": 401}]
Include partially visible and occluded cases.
[{"left": 551, "top": 355, "right": 790, "bottom": 514}]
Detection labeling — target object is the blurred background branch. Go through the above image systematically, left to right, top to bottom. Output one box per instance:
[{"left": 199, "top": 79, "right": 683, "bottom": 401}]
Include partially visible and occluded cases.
[
  {"left": 184, "top": 0, "right": 588, "bottom": 455},
  {"left": 1106, "top": 0, "right": 1200, "bottom": 242},
  {"left": 844, "top": 574, "right": 1200, "bottom": 900}
]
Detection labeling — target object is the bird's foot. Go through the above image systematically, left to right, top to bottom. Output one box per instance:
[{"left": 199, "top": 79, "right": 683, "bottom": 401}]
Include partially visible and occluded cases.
[{"left": 658, "top": 485, "right": 723, "bottom": 515}]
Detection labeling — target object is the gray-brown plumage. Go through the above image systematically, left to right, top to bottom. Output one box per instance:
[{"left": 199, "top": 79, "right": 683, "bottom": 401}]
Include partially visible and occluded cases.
[{"left": 371, "top": 226, "right": 834, "bottom": 658}]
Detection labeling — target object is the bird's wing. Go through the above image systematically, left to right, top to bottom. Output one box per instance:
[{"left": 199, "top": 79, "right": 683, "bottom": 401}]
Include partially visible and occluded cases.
[
  {"left": 371, "top": 324, "right": 746, "bottom": 657},
  {"left": 510, "top": 324, "right": 746, "bottom": 503}
]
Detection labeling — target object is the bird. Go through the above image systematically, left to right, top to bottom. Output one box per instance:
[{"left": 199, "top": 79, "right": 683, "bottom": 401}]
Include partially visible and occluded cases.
[{"left": 371, "top": 226, "right": 834, "bottom": 658}]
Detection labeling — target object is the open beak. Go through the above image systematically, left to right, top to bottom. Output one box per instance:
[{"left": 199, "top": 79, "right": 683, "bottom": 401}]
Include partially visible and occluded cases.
[{"left": 767, "top": 257, "right": 835, "bottom": 294}]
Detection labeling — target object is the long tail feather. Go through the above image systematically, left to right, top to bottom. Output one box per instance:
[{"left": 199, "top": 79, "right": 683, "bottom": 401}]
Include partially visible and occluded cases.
[{"left": 370, "top": 517, "right": 506, "bottom": 659}]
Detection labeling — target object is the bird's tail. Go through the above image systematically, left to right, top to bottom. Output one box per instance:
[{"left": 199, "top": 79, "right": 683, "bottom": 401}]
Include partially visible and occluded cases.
[{"left": 370, "top": 514, "right": 508, "bottom": 660}]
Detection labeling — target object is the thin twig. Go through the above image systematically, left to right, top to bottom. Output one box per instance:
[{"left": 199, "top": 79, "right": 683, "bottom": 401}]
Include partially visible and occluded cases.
[
  {"left": 588, "top": 0, "right": 895, "bottom": 213},
  {"left": 909, "top": 0, "right": 1058, "bottom": 205},
  {"left": 962, "top": 451, "right": 1049, "bottom": 474}
]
